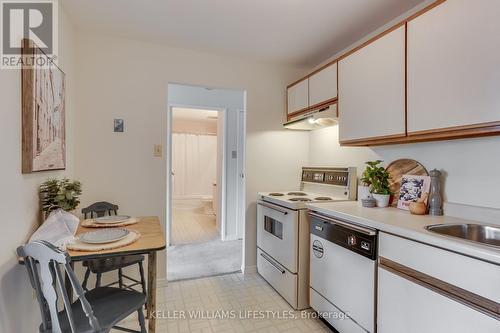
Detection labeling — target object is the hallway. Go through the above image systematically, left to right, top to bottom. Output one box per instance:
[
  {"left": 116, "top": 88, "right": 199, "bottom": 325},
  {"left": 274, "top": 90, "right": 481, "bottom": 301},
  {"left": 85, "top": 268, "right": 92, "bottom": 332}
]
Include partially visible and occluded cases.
[
  {"left": 168, "top": 198, "right": 242, "bottom": 281},
  {"left": 172, "top": 198, "right": 219, "bottom": 245}
]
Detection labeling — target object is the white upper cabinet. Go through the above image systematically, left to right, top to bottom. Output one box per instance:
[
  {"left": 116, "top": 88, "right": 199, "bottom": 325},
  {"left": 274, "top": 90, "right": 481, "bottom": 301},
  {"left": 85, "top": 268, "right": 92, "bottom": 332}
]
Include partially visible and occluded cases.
[
  {"left": 408, "top": 0, "right": 500, "bottom": 133},
  {"left": 338, "top": 26, "right": 406, "bottom": 143},
  {"left": 308, "top": 63, "right": 337, "bottom": 107},
  {"left": 287, "top": 79, "right": 308, "bottom": 115}
]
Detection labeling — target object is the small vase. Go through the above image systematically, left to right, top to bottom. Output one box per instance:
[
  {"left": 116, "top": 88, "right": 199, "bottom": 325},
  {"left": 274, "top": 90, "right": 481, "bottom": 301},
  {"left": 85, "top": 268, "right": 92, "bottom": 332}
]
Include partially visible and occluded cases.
[
  {"left": 358, "top": 185, "right": 372, "bottom": 201},
  {"left": 373, "top": 194, "right": 390, "bottom": 207}
]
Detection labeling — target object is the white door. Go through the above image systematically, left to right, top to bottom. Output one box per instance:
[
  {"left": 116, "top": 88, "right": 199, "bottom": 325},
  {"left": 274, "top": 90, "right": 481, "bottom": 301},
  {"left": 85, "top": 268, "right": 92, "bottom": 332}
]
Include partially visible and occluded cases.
[
  {"left": 407, "top": 0, "right": 500, "bottom": 134},
  {"left": 338, "top": 26, "right": 406, "bottom": 142},
  {"left": 309, "top": 63, "right": 337, "bottom": 107},
  {"left": 287, "top": 79, "right": 308, "bottom": 115},
  {"left": 378, "top": 267, "right": 500, "bottom": 333}
]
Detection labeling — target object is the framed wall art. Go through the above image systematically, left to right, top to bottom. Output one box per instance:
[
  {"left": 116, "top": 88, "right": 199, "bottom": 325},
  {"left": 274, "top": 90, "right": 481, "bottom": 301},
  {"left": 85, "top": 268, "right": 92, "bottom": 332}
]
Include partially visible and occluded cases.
[{"left": 21, "top": 39, "right": 66, "bottom": 173}]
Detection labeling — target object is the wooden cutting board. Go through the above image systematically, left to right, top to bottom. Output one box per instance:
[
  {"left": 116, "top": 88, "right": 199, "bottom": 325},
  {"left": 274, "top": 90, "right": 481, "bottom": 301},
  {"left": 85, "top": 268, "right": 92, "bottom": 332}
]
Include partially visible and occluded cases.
[{"left": 386, "top": 159, "right": 429, "bottom": 207}]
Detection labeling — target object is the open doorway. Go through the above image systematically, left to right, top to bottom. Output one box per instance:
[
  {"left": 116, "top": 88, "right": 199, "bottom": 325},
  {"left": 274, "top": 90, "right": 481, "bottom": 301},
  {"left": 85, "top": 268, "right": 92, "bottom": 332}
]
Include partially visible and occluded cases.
[
  {"left": 166, "top": 83, "right": 245, "bottom": 281},
  {"left": 171, "top": 107, "right": 221, "bottom": 245}
]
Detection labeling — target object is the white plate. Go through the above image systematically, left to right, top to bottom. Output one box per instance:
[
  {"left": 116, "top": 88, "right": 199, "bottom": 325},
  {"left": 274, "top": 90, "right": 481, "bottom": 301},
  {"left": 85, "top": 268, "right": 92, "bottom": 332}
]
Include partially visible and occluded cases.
[
  {"left": 94, "top": 215, "right": 131, "bottom": 224},
  {"left": 79, "top": 228, "right": 130, "bottom": 244}
]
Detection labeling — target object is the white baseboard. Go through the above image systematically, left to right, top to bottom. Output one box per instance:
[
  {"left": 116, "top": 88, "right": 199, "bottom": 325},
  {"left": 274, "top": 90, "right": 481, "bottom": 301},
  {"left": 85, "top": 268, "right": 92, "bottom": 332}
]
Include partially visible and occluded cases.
[
  {"left": 222, "top": 234, "right": 240, "bottom": 241},
  {"left": 242, "top": 265, "right": 257, "bottom": 274},
  {"left": 157, "top": 277, "right": 168, "bottom": 288}
]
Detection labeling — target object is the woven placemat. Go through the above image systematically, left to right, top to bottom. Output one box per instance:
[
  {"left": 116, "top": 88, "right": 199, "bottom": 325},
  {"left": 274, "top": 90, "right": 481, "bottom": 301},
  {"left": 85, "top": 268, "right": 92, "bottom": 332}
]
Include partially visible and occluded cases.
[
  {"left": 81, "top": 217, "right": 139, "bottom": 228},
  {"left": 67, "top": 230, "right": 141, "bottom": 252}
]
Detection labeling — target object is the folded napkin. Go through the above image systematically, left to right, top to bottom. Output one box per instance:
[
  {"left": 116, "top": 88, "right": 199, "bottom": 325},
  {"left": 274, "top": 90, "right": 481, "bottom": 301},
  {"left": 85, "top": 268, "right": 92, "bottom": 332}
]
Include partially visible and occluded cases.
[{"left": 29, "top": 209, "right": 80, "bottom": 249}]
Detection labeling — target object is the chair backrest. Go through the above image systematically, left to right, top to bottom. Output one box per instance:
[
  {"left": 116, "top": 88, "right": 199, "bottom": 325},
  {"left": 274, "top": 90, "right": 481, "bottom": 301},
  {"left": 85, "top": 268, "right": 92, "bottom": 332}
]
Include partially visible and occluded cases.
[
  {"left": 81, "top": 201, "right": 119, "bottom": 219},
  {"left": 17, "top": 241, "right": 101, "bottom": 333}
]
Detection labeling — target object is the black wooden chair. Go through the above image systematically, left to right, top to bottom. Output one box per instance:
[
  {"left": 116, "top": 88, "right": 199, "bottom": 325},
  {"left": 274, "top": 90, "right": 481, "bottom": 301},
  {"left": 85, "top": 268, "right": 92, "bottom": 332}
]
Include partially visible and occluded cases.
[
  {"left": 81, "top": 202, "right": 146, "bottom": 297},
  {"left": 17, "top": 240, "right": 147, "bottom": 333}
]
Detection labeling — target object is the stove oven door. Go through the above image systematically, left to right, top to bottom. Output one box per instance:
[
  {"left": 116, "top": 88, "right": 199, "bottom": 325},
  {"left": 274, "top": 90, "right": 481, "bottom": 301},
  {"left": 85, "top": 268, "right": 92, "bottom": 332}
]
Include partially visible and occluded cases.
[{"left": 257, "top": 201, "right": 299, "bottom": 273}]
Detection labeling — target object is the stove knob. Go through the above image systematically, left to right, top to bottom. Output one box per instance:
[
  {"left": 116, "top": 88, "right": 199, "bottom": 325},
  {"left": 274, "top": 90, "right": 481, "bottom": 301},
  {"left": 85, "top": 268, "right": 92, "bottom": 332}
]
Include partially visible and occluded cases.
[{"left": 348, "top": 235, "right": 356, "bottom": 246}]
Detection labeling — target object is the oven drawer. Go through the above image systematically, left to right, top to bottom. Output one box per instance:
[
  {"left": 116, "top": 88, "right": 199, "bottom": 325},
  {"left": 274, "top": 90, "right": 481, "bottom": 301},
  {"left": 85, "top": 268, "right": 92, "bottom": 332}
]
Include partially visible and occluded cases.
[
  {"left": 257, "top": 202, "right": 299, "bottom": 272},
  {"left": 257, "top": 248, "right": 298, "bottom": 309},
  {"left": 310, "top": 288, "right": 368, "bottom": 333}
]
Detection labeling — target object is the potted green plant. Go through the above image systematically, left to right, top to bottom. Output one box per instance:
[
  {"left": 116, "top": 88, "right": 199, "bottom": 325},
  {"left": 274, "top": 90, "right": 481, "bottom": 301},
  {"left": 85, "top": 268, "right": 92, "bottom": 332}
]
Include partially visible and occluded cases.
[
  {"left": 361, "top": 160, "right": 392, "bottom": 207},
  {"left": 359, "top": 162, "right": 375, "bottom": 200},
  {"left": 40, "top": 178, "right": 82, "bottom": 218}
]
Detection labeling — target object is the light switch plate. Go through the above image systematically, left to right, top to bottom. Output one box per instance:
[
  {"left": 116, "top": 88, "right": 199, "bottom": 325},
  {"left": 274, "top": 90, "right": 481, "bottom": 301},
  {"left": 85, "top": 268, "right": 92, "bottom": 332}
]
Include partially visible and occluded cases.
[{"left": 154, "top": 144, "right": 162, "bottom": 157}]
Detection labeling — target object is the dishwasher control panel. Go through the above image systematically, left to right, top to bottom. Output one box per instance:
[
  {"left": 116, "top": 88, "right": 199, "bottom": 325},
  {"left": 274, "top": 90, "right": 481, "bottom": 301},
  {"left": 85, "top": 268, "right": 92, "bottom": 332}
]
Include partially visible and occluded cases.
[{"left": 310, "top": 213, "right": 377, "bottom": 260}]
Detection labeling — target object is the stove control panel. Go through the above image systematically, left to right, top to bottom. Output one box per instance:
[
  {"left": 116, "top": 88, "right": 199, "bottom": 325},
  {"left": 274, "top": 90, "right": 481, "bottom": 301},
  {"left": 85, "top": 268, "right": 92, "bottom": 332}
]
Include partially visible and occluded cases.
[{"left": 302, "top": 167, "right": 351, "bottom": 187}]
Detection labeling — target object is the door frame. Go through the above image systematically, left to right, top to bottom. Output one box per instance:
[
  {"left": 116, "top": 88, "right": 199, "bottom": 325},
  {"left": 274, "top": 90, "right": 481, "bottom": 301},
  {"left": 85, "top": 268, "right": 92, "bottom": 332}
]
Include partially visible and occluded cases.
[{"left": 166, "top": 104, "right": 227, "bottom": 247}]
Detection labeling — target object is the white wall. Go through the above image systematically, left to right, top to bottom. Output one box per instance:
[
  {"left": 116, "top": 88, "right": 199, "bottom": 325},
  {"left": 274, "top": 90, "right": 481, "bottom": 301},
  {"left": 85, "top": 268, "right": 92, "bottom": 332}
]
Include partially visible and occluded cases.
[
  {"left": 0, "top": 5, "right": 77, "bottom": 332},
  {"left": 74, "top": 33, "right": 309, "bottom": 276},
  {"left": 309, "top": 125, "right": 500, "bottom": 210}
]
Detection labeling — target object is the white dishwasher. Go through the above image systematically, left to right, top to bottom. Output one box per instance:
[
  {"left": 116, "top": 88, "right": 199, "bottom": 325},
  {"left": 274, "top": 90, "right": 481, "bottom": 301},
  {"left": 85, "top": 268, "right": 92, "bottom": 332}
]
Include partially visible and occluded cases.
[{"left": 309, "top": 211, "right": 378, "bottom": 333}]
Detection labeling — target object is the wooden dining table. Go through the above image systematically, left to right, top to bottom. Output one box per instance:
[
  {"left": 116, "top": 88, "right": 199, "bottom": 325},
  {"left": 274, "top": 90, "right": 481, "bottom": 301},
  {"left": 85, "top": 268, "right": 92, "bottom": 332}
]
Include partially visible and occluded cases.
[{"left": 68, "top": 216, "right": 166, "bottom": 333}]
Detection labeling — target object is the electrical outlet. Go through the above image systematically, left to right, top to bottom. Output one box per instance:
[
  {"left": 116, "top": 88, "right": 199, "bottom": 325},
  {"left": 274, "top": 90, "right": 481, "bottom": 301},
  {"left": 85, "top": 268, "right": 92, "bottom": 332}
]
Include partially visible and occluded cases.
[{"left": 154, "top": 144, "right": 162, "bottom": 157}]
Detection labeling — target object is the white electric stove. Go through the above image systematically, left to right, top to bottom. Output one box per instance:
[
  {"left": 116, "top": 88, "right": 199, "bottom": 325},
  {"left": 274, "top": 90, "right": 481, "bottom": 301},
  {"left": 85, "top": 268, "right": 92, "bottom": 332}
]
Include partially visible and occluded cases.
[{"left": 256, "top": 167, "right": 357, "bottom": 310}]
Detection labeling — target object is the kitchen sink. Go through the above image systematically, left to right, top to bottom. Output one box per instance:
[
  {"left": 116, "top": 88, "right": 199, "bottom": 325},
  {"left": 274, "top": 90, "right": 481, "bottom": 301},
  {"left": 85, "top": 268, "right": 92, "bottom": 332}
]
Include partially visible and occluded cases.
[{"left": 425, "top": 224, "right": 500, "bottom": 248}]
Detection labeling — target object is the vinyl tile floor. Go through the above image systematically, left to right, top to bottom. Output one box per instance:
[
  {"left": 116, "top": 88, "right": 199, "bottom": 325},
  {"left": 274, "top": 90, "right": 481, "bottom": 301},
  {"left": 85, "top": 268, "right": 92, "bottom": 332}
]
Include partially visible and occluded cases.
[
  {"left": 172, "top": 199, "right": 219, "bottom": 245},
  {"left": 112, "top": 272, "right": 332, "bottom": 333}
]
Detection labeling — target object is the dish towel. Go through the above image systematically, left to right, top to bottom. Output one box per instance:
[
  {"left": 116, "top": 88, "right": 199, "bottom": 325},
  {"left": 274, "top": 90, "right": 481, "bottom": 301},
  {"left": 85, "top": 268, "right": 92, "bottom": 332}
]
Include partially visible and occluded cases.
[{"left": 29, "top": 209, "right": 80, "bottom": 249}]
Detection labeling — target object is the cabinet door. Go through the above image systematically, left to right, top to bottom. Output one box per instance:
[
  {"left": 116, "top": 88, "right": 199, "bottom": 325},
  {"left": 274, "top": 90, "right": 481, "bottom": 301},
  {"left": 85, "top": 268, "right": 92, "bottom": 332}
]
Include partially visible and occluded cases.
[
  {"left": 408, "top": 0, "right": 500, "bottom": 134},
  {"left": 338, "top": 26, "right": 405, "bottom": 143},
  {"left": 309, "top": 63, "right": 337, "bottom": 107},
  {"left": 287, "top": 79, "right": 308, "bottom": 115},
  {"left": 378, "top": 267, "right": 500, "bottom": 333}
]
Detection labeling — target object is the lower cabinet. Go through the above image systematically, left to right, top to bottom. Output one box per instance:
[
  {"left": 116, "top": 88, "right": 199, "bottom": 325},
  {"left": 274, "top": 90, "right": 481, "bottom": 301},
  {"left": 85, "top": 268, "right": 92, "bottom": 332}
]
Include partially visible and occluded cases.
[
  {"left": 377, "top": 232, "right": 500, "bottom": 333},
  {"left": 377, "top": 267, "right": 500, "bottom": 333}
]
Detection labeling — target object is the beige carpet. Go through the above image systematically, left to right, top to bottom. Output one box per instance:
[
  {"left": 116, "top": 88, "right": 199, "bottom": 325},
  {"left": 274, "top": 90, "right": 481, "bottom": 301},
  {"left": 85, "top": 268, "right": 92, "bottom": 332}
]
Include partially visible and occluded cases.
[{"left": 167, "top": 239, "right": 242, "bottom": 281}]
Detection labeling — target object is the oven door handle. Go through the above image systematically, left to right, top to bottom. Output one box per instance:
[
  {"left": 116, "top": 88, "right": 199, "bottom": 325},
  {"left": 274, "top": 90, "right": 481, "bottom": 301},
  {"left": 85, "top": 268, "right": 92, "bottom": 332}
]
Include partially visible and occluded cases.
[
  {"left": 258, "top": 201, "right": 289, "bottom": 215},
  {"left": 309, "top": 212, "right": 377, "bottom": 236},
  {"left": 260, "top": 252, "right": 286, "bottom": 274}
]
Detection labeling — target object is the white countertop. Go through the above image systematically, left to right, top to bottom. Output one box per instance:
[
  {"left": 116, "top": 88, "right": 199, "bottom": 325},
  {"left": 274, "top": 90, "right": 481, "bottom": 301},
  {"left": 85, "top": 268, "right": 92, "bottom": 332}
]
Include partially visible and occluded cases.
[{"left": 306, "top": 201, "right": 500, "bottom": 265}]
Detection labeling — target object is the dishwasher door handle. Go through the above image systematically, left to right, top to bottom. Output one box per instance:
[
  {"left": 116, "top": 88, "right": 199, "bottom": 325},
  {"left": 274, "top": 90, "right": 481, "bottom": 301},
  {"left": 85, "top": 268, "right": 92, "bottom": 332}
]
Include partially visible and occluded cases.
[{"left": 260, "top": 252, "right": 286, "bottom": 274}]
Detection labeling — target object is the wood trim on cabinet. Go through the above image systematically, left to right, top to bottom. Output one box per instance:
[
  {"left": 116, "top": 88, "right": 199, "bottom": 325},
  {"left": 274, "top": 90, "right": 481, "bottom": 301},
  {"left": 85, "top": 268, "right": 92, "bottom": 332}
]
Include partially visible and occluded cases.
[
  {"left": 287, "top": 0, "right": 446, "bottom": 90},
  {"left": 287, "top": 61, "right": 338, "bottom": 89},
  {"left": 287, "top": 76, "right": 308, "bottom": 89},
  {"left": 287, "top": 98, "right": 338, "bottom": 122},
  {"left": 286, "top": 105, "right": 313, "bottom": 120},
  {"left": 407, "top": 121, "right": 500, "bottom": 137},
  {"left": 341, "top": 122, "right": 500, "bottom": 146},
  {"left": 339, "top": 133, "right": 407, "bottom": 146},
  {"left": 379, "top": 257, "right": 500, "bottom": 321}
]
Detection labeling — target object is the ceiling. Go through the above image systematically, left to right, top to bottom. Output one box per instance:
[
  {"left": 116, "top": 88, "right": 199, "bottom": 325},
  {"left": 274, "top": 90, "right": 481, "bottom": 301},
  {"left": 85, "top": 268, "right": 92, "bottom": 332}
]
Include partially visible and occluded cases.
[
  {"left": 62, "top": 0, "right": 426, "bottom": 67},
  {"left": 172, "top": 108, "right": 218, "bottom": 122}
]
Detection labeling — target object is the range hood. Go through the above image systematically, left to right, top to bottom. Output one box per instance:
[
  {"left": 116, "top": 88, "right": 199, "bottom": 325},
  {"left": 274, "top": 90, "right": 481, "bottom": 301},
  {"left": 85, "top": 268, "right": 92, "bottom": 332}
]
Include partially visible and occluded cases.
[{"left": 284, "top": 104, "right": 338, "bottom": 130}]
